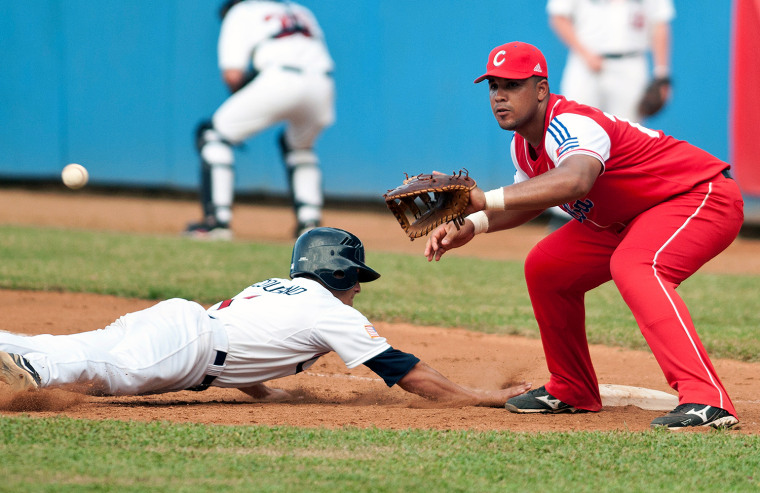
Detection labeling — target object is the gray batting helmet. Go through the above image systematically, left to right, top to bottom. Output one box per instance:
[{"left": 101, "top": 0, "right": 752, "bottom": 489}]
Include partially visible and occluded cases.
[{"left": 290, "top": 227, "right": 381, "bottom": 291}]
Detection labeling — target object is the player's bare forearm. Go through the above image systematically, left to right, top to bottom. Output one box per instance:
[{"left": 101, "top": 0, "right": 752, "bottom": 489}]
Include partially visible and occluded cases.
[
  {"left": 650, "top": 21, "right": 672, "bottom": 78},
  {"left": 501, "top": 156, "right": 601, "bottom": 211},
  {"left": 485, "top": 209, "right": 543, "bottom": 232},
  {"left": 397, "top": 362, "right": 531, "bottom": 407}
]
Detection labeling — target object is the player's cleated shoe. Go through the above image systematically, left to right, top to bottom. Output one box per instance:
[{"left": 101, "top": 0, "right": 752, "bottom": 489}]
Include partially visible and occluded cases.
[
  {"left": 183, "top": 221, "right": 233, "bottom": 241},
  {"left": 0, "top": 351, "right": 41, "bottom": 391},
  {"left": 505, "top": 385, "right": 587, "bottom": 414},
  {"left": 650, "top": 403, "right": 739, "bottom": 430}
]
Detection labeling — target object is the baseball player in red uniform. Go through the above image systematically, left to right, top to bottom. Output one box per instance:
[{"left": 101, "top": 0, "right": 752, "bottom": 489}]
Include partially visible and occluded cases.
[
  {"left": 185, "top": 0, "right": 335, "bottom": 240},
  {"left": 424, "top": 42, "right": 744, "bottom": 430},
  {"left": 1, "top": 228, "right": 529, "bottom": 408}
]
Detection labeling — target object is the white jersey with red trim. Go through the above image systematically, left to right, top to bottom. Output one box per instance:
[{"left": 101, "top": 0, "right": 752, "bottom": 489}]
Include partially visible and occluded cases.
[
  {"left": 219, "top": 0, "right": 333, "bottom": 73},
  {"left": 511, "top": 94, "right": 729, "bottom": 231},
  {"left": 207, "top": 277, "right": 390, "bottom": 387}
]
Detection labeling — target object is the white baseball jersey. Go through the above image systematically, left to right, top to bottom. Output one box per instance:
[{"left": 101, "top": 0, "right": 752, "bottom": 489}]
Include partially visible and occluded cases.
[
  {"left": 218, "top": 0, "right": 333, "bottom": 74},
  {"left": 546, "top": 0, "right": 675, "bottom": 54},
  {"left": 207, "top": 277, "right": 391, "bottom": 387},
  {"left": 0, "top": 278, "right": 391, "bottom": 395}
]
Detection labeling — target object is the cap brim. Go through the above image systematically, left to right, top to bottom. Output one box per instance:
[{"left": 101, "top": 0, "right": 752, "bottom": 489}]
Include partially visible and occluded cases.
[
  {"left": 473, "top": 70, "right": 536, "bottom": 84},
  {"left": 357, "top": 265, "right": 381, "bottom": 283}
]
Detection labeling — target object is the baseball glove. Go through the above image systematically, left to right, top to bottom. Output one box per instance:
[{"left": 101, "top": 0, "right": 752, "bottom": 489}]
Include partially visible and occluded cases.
[
  {"left": 638, "top": 77, "right": 671, "bottom": 117},
  {"left": 383, "top": 170, "right": 476, "bottom": 240}
]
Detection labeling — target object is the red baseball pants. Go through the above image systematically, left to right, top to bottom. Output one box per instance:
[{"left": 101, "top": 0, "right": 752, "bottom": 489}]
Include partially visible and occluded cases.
[{"left": 524, "top": 174, "right": 744, "bottom": 415}]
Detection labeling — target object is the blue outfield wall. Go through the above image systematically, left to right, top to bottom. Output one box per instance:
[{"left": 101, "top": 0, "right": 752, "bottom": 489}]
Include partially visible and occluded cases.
[{"left": 0, "top": 0, "right": 733, "bottom": 199}]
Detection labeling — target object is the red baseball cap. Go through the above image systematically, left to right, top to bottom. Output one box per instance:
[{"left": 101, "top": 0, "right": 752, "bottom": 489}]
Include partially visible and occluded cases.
[{"left": 474, "top": 41, "right": 548, "bottom": 84}]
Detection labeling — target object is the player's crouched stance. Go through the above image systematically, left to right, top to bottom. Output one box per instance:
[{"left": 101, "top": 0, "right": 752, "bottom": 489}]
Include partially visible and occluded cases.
[
  {"left": 424, "top": 41, "right": 742, "bottom": 431},
  {"left": 0, "top": 228, "right": 529, "bottom": 410}
]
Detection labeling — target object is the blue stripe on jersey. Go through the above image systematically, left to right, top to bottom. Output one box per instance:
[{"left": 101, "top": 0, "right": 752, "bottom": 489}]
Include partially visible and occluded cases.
[
  {"left": 548, "top": 118, "right": 579, "bottom": 158},
  {"left": 552, "top": 118, "right": 572, "bottom": 138},
  {"left": 548, "top": 119, "right": 571, "bottom": 145},
  {"left": 557, "top": 137, "right": 579, "bottom": 155}
]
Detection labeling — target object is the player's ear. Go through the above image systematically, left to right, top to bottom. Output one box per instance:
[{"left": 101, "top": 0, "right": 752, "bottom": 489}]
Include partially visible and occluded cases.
[{"left": 535, "top": 78, "right": 549, "bottom": 102}]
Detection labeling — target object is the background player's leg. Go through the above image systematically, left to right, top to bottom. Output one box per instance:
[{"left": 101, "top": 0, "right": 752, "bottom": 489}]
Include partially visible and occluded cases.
[
  {"left": 600, "top": 56, "right": 648, "bottom": 122},
  {"left": 187, "top": 71, "right": 291, "bottom": 239},
  {"left": 280, "top": 73, "right": 334, "bottom": 238},
  {"left": 186, "top": 121, "right": 235, "bottom": 239},
  {"left": 279, "top": 131, "right": 323, "bottom": 237},
  {"left": 524, "top": 221, "right": 620, "bottom": 410}
]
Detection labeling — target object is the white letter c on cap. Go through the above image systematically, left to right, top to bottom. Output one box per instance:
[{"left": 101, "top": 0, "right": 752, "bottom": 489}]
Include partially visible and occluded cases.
[{"left": 493, "top": 50, "right": 506, "bottom": 66}]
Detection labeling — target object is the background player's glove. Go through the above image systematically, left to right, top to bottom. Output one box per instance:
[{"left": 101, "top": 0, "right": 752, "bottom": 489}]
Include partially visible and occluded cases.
[
  {"left": 638, "top": 77, "right": 671, "bottom": 117},
  {"left": 383, "top": 170, "right": 476, "bottom": 241}
]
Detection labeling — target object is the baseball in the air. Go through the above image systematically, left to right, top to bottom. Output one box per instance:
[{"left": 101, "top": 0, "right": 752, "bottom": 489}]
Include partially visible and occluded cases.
[{"left": 61, "top": 163, "right": 89, "bottom": 189}]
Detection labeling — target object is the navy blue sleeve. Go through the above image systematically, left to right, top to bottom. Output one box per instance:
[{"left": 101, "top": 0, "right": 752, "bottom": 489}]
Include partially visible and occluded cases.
[{"left": 363, "top": 347, "right": 420, "bottom": 387}]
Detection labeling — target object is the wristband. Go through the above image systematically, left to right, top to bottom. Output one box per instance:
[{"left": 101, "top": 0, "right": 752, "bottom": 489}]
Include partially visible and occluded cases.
[
  {"left": 484, "top": 188, "right": 506, "bottom": 210},
  {"left": 467, "top": 211, "right": 489, "bottom": 235}
]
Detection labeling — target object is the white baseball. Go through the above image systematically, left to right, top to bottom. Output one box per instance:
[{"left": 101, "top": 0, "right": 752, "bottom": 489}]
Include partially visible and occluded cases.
[{"left": 62, "top": 163, "right": 89, "bottom": 189}]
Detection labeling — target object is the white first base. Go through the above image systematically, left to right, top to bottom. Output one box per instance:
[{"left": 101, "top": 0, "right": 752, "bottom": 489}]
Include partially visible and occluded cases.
[{"left": 599, "top": 384, "right": 679, "bottom": 411}]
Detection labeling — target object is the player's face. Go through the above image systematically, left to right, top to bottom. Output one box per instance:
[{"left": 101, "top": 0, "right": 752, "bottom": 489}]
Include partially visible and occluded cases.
[
  {"left": 488, "top": 77, "right": 545, "bottom": 132},
  {"left": 333, "top": 282, "right": 361, "bottom": 306}
]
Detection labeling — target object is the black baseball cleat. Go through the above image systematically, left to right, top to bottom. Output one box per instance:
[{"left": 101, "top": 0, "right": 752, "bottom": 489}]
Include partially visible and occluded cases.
[
  {"left": 183, "top": 221, "right": 233, "bottom": 241},
  {"left": 0, "top": 351, "right": 42, "bottom": 391},
  {"left": 505, "top": 385, "right": 587, "bottom": 414},
  {"left": 650, "top": 403, "right": 739, "bottom": 430}
]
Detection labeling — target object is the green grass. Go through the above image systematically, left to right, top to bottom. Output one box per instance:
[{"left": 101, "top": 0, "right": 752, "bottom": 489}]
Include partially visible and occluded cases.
[
  {"left": 1, "top": 224, "right": 758, "bottom": 361},
  {"left": 2, "top": 224, "right": 760, "bottom": 492},
  {"left": 2, "top": 416, "right": 759, "bottom": 492}
]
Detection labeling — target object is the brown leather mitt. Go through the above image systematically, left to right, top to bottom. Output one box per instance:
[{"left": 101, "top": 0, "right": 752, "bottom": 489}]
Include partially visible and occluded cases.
[
  {"left": 638, "top": 77, "right": 671, "bottom": 117},
  {"left": 383, "top": 170, "right": 476, "bottom": 241}
]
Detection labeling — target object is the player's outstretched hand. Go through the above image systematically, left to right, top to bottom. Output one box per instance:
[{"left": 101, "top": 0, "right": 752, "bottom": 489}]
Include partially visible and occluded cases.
[
  {"left": 424, "top": 220, "right": 476, "bottom": 262},
  {"left": 473, "top": 381, "right": 532, "bottom": 408},
  {"left": 239, "top": 383, "right": 299, "bottom": 402}
]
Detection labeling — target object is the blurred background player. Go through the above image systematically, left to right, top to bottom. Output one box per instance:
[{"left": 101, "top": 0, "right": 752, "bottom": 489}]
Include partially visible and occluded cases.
[
  {"left": 186, "top": 0, "right": 335, "bottom": 240},
  {"left": 545, "top": 0, "right": 675, "bottom": 229}
]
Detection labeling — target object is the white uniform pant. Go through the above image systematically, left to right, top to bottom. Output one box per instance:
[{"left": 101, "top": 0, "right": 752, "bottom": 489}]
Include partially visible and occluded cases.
[
  {"left": 560, "top": 52, "right": 648, "bottom": 122},
  {"left": 213, "top": 67, "right": 335, "bottom": 148},
  {"left": 0, "top": 299, "right": 228, "bottom": 395}
]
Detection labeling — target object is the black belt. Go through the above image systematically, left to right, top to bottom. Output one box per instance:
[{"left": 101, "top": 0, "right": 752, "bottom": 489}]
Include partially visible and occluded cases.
[
  {"left": 601, "top": 51, "right": 644, "bottom": 59},
  {"left": 281, "top": 65, "right": 333, "bottom": 77},
  {"left": 722, "top": 168, "right": 733, "bottom": 179},
  {"left": 187, "top": 350, "right": 227, "bottom": 392}
]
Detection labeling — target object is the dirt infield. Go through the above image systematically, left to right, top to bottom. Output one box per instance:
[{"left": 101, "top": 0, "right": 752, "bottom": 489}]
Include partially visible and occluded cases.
[{"left": 2, "top": 189, "right": 760, "bottom": 433}]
